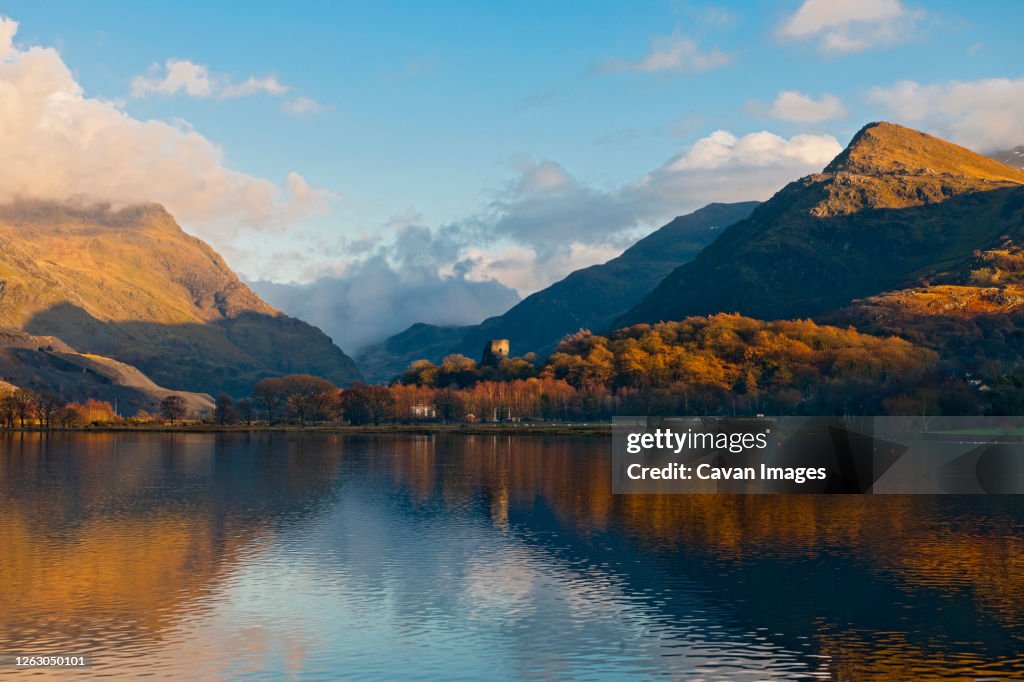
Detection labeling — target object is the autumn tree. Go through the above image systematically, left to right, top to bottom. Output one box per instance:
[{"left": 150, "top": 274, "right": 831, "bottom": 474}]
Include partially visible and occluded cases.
[
  {"left": 438, "top": 354, "right": 478, "bottom": 388},
  {"left": 402, "top": 360, "right": 440, "bottom": 387},
  {"left": 281, "top": 374, "right": 338, "bottom": 425},
  {"left": 253, "top": 377, "right": 288, "bottom": 425},
  {"left": 340, "top": 383, "right": 394, "bottom": 425},
  {"left": 433, "top": 386, "right": 465, "bottom": 423},
  {"left": 58, "top": 405, "right": 83, "bottom": 429}
]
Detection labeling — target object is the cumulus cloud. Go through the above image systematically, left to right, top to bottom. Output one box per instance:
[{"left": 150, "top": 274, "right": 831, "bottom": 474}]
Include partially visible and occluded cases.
[
  {"left": 777, "top": 0, "right": 924, "bottom": 53},
  {"left": 0, "top": 18, "right": 329, "bottom": 238},
  {"left": 596, "top": 34, "right": 731, "bottom": 75},
  {"left": 132, "top": 58, "right": 290, "bottom": 99},
  {"left": 869, "top": 77, "right": 1024, "bottom": 151},
  {"left": 766, "top": 90, "right": 846, "bottom": 122},
  {"left": 475, "top": 130, "right": 841, "bottom": 254},
  {"left": 250, "top": 222, "right": 521, "bottom": 352}
]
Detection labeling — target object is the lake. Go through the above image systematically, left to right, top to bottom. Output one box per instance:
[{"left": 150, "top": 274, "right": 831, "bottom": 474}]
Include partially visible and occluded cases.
[{"left": 1, "top": 432, "right": 1022, "bottom": 680}]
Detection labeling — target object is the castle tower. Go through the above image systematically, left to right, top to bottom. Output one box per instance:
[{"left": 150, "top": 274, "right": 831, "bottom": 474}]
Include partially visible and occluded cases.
[{"left": 481, "top": 339, "right": 510, "bottom": 366}]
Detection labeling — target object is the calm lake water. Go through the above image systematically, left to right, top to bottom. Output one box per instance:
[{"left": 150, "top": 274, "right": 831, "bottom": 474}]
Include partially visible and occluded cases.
[{"left": 1, "top": 432, "right": 1022, "bottom": 680}]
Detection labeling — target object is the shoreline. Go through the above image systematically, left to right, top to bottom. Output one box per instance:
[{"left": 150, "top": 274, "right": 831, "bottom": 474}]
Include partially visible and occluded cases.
[{"left": 0, "top": 423, "right": 613, "bottom": 437}]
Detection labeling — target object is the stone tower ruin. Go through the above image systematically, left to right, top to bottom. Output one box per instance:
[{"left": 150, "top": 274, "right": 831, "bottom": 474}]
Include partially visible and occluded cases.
[{"left": 481, "top": 339, "right": 510, "bottom": 366}]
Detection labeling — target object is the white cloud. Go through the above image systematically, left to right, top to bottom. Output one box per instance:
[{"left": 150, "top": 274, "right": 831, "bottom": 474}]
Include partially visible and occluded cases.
[
  {"left": 777, "top": 0, "right": 924, "bottom": 54},
  {"left": 0, "top": 16, "right": 18, "bottom": 58},
  {"left": 0, "top": 18, "right": 330, "bottom": 238},
  {"left": 597, "top": 34, "right": 731, "bottom": 75},
  {"left": 132, "top": 58, "right": 290, "bottom": 99},
  {"left": 220, "top": 74, "right": 289, "bottom": 98},
  {"left": 869, "top": 77, "right": 1024, "bottom": 151},
  {"left": 767, "top": 90, "right": 847, "bottom": 122},
  {"left": 282, "top": 96, "right": 324, "bottom": 115},
  {"left": 466, "top": 130, "right": 840, "bottom": 286},
  {"left": 634, "top": 130, "right": 842, "bottom": 213},
  {"left": 251, "top": 221, "right": 522, "bottom": 351},
  {"left": 460, "top": 242, "right": 623, "bottom": 296}
]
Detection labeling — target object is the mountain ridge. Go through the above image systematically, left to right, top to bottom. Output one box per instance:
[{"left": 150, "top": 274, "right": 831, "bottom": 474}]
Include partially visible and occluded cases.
[
  {"left": 617, "top": 122, "right": 1024, "bottom": 328},
  {"left": 0, "top": 200, "right": 362, "bottom": 395}
]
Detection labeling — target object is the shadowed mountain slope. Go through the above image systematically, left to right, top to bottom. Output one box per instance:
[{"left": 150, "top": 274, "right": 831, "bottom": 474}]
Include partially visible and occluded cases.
[{"left": 0, "top": 328, "right": 213, "bottom": 414}]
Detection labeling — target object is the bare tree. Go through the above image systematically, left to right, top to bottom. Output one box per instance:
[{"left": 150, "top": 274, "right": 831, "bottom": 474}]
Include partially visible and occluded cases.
[
  {"left": 12, "top": 388, "right": 37, "bottom": 428},
  {"left": 34, "top": 393, "right": 65, "bottom": 430},
  {"left": 215, "top": 393, "right": 237, "bottom": 425},
  {"left": 0, "top": 394, "right": 15, "bottom": 429},
  {"left": 160, "top": 395, "right": 188, "bottom": 424},
  {"left": 237, "top": 398, "right": 254, "bottom": 425}
]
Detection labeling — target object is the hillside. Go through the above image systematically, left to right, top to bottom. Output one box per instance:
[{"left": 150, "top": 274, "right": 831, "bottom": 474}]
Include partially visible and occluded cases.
[
  {"left": 618, "top": 122, "right": 1024, "bottom": 328},
  {"left": 992, "top": 146, "right": 1024, "bottom": 170},
  {"left": 0, "top": 201, "right": 362, "bottom": 395},
  {"left": 357, "top": 202, "right": 758, "bottom": 382},
  {"left": 824, "top": 243, "right": 1024, "bottom": 370},
  {"left": 0, "top": 328, "right": 213, "bottom": 414}
]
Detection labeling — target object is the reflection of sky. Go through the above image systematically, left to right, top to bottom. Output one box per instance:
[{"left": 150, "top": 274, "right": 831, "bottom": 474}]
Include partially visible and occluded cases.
[
  {"left": 3, "top": 435, "right": 1023, "bottom": 680},
  {"left": 151, "top": 484, "right": 817, "bottom": 681}
]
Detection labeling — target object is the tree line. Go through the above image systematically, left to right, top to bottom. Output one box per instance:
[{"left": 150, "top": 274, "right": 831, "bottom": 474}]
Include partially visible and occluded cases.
[
  {"left": 3, "top": 314, "right": 1020, "bottom": 428},
  {"left": 396, "top": 314, "right": 1011, "bottom": 418}
]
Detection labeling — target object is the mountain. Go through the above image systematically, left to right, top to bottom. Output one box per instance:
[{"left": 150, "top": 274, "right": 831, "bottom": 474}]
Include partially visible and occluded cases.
[
  {"left": 618, "top": 122, "right": 1024, "bottom": 328},
  {"left": 992, "top": 145, "right": 1024, "bottom": 170},
  {"left": 0, "top": 201, "right": 362, "bottom": 395},
  {"left": 356, "top": 202, "right": 759, "bottom": 382},
  {"left": 0, "top": 328, "right": 213, "bottom": 414}
]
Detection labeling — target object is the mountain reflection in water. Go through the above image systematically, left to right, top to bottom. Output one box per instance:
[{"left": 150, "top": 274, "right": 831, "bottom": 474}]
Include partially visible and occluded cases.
[{"left": 0, "top": 432, "right": 1021, "bottom": 680}]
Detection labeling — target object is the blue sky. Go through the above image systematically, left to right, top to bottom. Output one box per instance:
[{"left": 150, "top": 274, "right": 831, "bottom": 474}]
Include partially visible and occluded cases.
[{"left": 1, "top": 1, "right": 1023, "bottom": 349}]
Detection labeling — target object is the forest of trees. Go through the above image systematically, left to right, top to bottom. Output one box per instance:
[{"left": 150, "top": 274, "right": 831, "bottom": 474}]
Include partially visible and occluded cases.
[
  {"left": 2, "top": 314, "right": 1021, "bottom": 429},
  {"left": 395, "top": 314, "right": 1005, "bottom": 419}
]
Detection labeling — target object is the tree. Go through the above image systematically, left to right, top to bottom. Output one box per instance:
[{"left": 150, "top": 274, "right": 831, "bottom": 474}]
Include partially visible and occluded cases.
[
  {"left": 438, "top": 354, "right": 478, "bottom": 388},
  {"left": 402, "top": 360, "right": 440, "bottom": 386},
  {"left": 281, "top": 374, "right": 337, "bottom": 426},
  {"left": 253, "top": 377, "right": 288, "bottom": 425},
  {"left": 340, "top": 383, "right": 395, "bottom": 425},
  {"left": 433, "top": 386, "right": 465, "bottom": 423},
  {"left": 11, "top": 388, "right": 37, "bottom": 428},
  {"left": 34, "top": 393, "right": 65, "bottom": 430},
  {"left": 215, "top": 393, "right": 237, "bottom": 425},
  {"left": 0, "top": 394, "right": 15, "bottom": 429},
  {"left": 160, "top": 395, "right": 188, "bottom": 424},
  {"left": 237, "top": 398, "right": 254, "bottom": 425},
  {"left": 58, "top": 406, "right": 83, "bottom": 429}
]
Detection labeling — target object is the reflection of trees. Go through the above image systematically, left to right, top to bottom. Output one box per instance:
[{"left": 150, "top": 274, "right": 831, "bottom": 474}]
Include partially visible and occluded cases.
[
  {"left": 0, "top": 433, "right": 341, "bottom": 646},
  {"left": 376, "top": 435, "right": 1024, "bottom": 678},
  {"left": 814, "top": 628, "right": 1024, "bottom": 681}
]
